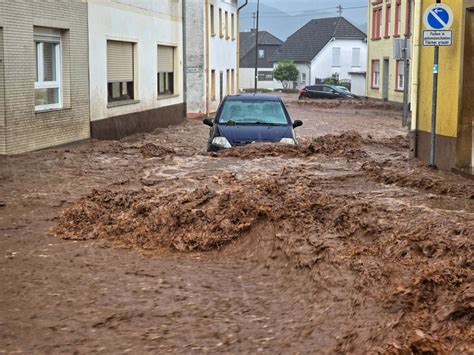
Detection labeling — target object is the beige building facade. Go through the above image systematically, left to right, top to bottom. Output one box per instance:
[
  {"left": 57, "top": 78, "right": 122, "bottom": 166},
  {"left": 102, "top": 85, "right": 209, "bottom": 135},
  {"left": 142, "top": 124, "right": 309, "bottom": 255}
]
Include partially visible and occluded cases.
[
  {"left": 0, "top": 0, "right": 90, "bottom": 154},
  {"left": 366, "top": 0, "right": 413, "bottom": 102}
]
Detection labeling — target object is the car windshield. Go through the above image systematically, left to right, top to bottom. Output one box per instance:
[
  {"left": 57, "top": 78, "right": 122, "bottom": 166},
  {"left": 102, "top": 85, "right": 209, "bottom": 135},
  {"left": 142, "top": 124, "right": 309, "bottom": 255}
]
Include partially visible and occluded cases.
[{"left": 218, "top": 100, "right": 289, "bottom": 125}]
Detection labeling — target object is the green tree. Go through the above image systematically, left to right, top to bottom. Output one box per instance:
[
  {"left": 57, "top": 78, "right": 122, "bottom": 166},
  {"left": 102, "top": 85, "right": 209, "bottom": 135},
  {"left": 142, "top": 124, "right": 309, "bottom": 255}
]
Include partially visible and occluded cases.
[{"left": 273, "top": 61, "right": 299, "bottom": 89}]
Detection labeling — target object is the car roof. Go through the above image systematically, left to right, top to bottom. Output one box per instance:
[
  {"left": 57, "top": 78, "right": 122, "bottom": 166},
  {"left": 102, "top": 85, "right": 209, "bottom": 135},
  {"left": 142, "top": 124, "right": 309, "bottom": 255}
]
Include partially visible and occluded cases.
[{"left": 225, "top": 94, "right": 282, "bottom": 102}]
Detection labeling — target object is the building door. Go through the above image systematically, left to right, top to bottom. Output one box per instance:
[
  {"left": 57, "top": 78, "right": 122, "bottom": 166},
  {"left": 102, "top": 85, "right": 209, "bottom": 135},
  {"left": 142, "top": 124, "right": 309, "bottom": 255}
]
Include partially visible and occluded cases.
[
  {"left": 458, "top": 9, "right": 474, "bottom": 171},
  {"left": 382, "top": 58, "right": 389, "bottom": 101},
  {"left": 219, "top": 72, "right": 223, "bottom": 103}
]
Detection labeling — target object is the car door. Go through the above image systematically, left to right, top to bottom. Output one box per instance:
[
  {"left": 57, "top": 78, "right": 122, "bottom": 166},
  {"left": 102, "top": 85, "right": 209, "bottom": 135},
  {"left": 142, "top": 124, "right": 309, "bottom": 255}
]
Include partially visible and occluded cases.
[
  {"left": 305, "top": 85, "right": 318, "bottom": 98},
  {"left": 313, "top": 85, "right": 325, "bottom": 99},
  {"left": 323, "top": 86, "right": 337, "bottom": 99}
]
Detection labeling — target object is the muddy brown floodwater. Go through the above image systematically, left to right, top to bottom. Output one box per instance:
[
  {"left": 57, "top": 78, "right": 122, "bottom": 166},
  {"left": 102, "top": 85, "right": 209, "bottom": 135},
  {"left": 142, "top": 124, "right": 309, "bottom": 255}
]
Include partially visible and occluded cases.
[{"left": 1, "top": 94, "right": 473, "bottom": 354}]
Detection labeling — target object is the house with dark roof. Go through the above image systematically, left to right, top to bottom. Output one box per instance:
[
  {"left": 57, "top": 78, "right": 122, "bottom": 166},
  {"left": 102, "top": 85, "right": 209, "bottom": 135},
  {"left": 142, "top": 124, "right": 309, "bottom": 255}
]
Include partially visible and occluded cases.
[
  {"left": 270, "top": 17, "right": 367, "bottom": 92},
  {"left": 239, "top": 30, "right": 283, "bottom": 90}
]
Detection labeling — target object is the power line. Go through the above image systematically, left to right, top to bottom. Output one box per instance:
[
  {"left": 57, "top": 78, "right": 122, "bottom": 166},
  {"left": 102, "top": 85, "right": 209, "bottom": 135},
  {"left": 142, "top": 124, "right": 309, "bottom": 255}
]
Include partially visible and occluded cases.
[{"left": 240, "top": 5, "right": 367, "bottom": 19}]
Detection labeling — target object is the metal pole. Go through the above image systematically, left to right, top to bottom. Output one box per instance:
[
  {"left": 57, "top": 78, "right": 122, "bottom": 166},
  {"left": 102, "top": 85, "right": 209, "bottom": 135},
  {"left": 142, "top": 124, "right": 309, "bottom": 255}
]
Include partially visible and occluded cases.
[
  {"left": 254, "top": 0, "right": 260, "bottom": 94},
  {"left": 402, "top": 0, "right": 412, "bottom": 127},
  {"left": 430, "top": 0, "right": 441, "bottom": 167},
  {"left": 430, "top": 46, "right": 439, "bottom": 167}
]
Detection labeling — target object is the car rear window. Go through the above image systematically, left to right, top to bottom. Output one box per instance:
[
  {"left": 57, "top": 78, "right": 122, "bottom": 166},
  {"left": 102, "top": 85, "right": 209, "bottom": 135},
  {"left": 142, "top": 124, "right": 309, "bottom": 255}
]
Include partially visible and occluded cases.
[{"left": 218, "top": 100, "right": 289, "bottom": 125}]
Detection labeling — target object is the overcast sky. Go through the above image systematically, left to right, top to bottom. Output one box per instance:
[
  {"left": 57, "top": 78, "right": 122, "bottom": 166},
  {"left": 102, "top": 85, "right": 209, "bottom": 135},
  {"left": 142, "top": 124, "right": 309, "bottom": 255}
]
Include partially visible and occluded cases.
[{"left": 239, "top": 0, "right": 368, "bottom": 40}]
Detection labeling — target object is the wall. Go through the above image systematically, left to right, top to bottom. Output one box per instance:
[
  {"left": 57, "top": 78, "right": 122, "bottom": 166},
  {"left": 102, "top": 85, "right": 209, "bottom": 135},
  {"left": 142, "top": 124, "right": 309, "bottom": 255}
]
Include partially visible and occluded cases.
[
  {"left": 0, "top": 0, "right": 90, "bottom": 154},
  {"left": 185, "top": 0, "right": 206, "bottom": 115},
  {"left": 208, "top": 0, "right": 238, "bottom": 112},
  {"left": 366, "top": 0, "right": 412, "bottom": 103},
  {"left": 415, "top": 0, "right": 474, "bottom": 171},
  {"left": 88, "top": 1, "right": 184, "bottom": 128},
  {"left": 0, "top": 28, "right": 5, "bottom": 155},
  {"left": 310, "top": 39, "right": 367, "bottom": 82},
  {"left": 239, "top": 68, "right": 275, "bottom": 90},
  {"left": 350, "top": 73, "right": 366, "bottom": 96}
]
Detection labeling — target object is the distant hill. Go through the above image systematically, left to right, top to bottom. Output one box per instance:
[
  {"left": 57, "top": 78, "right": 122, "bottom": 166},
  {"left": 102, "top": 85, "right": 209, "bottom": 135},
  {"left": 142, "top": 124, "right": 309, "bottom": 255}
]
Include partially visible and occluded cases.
[{"left": 239, "top": 0, "right": 367, "bottom": 40}]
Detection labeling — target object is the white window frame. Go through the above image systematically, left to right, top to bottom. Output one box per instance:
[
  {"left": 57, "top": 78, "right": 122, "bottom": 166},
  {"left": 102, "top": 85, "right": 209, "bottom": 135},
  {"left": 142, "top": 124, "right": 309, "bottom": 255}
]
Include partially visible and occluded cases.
[
  {"left": 34, "top": 35, "right": 62, "bottom": 111},
  {"left": 352, "top": 48, "right": 361, "bottom": 67},
  {"left": 258, "top": 49, "right": 265, "bottom": 59},
  {"left": 397, "top": 60, "right": 404, "bottom": 91},
  {"left": 372, "top": 61, "right": 380, "bottom": 88},
  {"left": 301, "top": 73, "right": 307, "bottom": 85}
]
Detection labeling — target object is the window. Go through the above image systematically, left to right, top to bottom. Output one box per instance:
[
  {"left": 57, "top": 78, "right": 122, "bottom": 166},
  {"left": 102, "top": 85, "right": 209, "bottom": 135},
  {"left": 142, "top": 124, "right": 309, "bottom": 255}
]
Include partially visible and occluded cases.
[
  {"left": 395, "top": 0, "right": 401, "bottom": 36},
  {"left": 385, "top": 3, "right": 391, "bottom": 37},
  {"left": 210, "top": 4, "right": 215, "bottom": 36},
  {"left": 372, "top": 7, "right": 382, "bottom": 39},
  {"left": 219, "top": 8, "right": 223, "bottom": 38},
  {"left": 225, "top": 11, "right": 229, "bottom": 39},
  {"left": 231, "top": 13, "right": 235, "bottom": 40},
  {"left": 34, "top": 29, "right": 62, "bottom": 110},
  {"left": 107, "top": 40, "right": 134, "bottom": 103},
  {"left": 157, "top": 45, "right": 175, "bottom": 96},
  {"left": 332, "top": 47, "right": 341, "bottom": 67},
  {"left": 352, "top": 48, "right": 361, "bottom": 67},
  {"left": 258, "top": 49, "right": 265, "bottom": 59},
  {"left": 371, "top": 60, "right": 380, "bottom": 88},
  {"left": 396, "top": 60, "right": 404, "bottom": 91},
  {"left": 226, "top": 69, "right": 230, "bottom": 95},
  {"left": 231, "top": 69, "right": 235, "bottom": 94},
  {"left": 211, "top": 70, "right": 216, "bottom": 101},
  {"left": 258, "top": 71, "right": 273, "bottom": 82},
  {"left": 301, "top": 73, "right": 306, "bottom": 85}
]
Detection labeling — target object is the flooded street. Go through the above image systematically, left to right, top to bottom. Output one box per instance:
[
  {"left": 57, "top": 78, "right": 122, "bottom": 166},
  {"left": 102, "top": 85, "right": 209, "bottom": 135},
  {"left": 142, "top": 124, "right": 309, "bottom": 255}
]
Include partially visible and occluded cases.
[{"left": 1, "top": 95, "right": 473, "bottom": 353}]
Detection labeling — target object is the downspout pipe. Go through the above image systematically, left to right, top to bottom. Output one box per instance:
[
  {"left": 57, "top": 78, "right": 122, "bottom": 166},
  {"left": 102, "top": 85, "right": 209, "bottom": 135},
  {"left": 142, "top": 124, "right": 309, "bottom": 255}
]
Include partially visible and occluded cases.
[
  {"left": 182, "top": 0, "right": 187, "bottom": 118},
  {"left": 237, "top": 0, "right": 249, "bottom": 92},
  {"left": 409, "top": 0, "right": 422, "bottom": 159}
]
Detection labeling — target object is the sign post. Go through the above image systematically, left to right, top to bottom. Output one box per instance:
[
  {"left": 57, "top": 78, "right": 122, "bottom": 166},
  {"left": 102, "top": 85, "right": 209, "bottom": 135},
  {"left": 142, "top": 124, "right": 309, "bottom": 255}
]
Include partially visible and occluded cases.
[{"left": 423, "top": 1, "right": 453, "bottom": 167}]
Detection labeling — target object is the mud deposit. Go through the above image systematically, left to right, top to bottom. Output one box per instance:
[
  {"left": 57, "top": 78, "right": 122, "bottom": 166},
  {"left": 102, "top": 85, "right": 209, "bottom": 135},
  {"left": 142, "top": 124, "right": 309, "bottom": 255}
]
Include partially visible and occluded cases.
[
  {"left": 2, "top": 100, "right": 473, "bottom": 353},
  {"left": 54, "top": 142, "right": 474, "bottom": 352}
]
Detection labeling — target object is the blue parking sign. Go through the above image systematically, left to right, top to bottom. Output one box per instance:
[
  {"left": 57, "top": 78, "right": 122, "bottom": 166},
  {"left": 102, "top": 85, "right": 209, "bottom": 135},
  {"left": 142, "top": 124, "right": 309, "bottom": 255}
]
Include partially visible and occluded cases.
[{"left": 424, "top": 4, "right": 453, "bottom": 30}]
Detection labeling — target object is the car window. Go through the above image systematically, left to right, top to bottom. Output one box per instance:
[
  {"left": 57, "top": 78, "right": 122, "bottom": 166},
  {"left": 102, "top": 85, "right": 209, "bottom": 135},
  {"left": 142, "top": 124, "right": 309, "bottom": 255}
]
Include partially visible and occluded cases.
[
  {"left": 308, "top": 86, "right": 318, "bottom": 90},
  {"left": 313, "top": 86, "right": 323, "bottom": 91},
  {"left": 218, "top": 100, "right": 289, "bottom": 125}
]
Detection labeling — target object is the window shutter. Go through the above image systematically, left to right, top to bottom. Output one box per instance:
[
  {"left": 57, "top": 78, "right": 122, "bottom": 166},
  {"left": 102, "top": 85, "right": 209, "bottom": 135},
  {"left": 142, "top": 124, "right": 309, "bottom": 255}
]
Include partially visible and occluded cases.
[
  {"left": 107, "top": 41, "right": 133, "bottom": 82},
  {"left": 157, "top": 46, "right": 174, "bottom": 73},
  {"left": 332, "top": 47, "right": 341, "bottom": 66},
  {"left": 352, "top": 48, "right": 360, "bottom": 67}
]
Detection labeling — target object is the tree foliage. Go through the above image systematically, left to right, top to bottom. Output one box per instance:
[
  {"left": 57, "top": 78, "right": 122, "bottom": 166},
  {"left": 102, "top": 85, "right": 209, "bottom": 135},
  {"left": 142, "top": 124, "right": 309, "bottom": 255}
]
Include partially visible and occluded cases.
[{"left": 273, "top": 61, "right": 299, "bottom": 89}]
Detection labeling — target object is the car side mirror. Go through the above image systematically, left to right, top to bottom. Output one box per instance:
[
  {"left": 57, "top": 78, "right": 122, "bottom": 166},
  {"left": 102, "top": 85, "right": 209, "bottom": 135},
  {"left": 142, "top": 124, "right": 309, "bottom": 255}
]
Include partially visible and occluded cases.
[
  {"left": 203, "top": 118, "right": 214, "bottom": 127},
  {"left": 293, "top": 120, "right": 303, "bottom": 128}
]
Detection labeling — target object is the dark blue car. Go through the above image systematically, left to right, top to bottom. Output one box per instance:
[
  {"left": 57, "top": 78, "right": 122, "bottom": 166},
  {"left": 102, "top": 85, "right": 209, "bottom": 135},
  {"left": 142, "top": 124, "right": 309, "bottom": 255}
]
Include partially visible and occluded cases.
[{"left": 203, "top": 94, "right": 303, "bottom": 152}]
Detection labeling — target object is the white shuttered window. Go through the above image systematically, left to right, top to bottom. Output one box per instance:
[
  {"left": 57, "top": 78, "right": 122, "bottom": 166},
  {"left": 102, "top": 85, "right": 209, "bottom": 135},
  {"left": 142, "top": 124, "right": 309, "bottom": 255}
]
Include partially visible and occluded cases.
[
  {"left": 107, "top": 41, "right": 134, "bottom": 102},
  {"left": 157, "top": 45, "right": 175, "bottom": 96}
]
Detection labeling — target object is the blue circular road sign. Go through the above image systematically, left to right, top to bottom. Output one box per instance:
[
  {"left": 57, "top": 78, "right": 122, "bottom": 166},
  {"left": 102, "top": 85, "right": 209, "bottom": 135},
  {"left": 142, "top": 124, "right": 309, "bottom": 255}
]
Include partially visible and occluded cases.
[{"left": 424, "top": 4, "right": 453, "bottom": 30}]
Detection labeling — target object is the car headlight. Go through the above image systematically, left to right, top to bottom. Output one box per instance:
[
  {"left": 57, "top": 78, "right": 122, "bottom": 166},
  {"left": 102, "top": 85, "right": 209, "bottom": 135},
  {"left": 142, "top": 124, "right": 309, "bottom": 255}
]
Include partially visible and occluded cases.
[
  {"left": 212, "top": 136, "right": 232, "bottom": 148},
  {"left": 280, "top": 138, "right": 296, "bottom": 145}
]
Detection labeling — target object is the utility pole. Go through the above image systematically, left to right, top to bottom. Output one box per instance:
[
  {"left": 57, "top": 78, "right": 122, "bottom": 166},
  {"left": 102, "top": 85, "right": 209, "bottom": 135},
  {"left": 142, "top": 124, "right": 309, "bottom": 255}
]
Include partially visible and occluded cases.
[
  {"left": 254, "top": 0, "right": 260, "bottom": 93},
  {"left": 402, "top": 0, "right": 412, "bottom": 127},
  {"left": 337, "top": 5, "right": 343, "bottom": 17},
  {"left": 252, "top": 12, "right": 256, "bottom": 30}
]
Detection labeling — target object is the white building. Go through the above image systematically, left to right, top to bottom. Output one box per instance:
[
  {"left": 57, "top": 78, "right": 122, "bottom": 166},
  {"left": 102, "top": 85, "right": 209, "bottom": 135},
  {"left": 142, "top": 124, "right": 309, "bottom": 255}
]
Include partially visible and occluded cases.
[
  {"left": 88, "top": 0, "right": 185, "bottom": 139},
  {"left": 185, "top": 0, "right": 239, "bottom": 117},
  {"left": 271, "top": 17, "right": 367, "bottom": 90},
  {"left": 239, "top": 30, "right": 283, "bottom": 91}
]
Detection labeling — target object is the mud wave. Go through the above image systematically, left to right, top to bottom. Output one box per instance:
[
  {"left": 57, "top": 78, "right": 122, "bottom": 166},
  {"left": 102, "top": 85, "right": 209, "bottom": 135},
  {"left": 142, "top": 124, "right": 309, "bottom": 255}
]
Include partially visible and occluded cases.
[{"left": 53, "top": 169, "right": 473, "bottom": 352}]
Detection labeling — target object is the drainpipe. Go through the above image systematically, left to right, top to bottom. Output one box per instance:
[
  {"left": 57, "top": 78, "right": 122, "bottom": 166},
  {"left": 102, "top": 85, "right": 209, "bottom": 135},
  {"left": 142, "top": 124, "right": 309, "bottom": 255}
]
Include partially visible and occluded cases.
[
  {"left": 182, "top": 0, "right": 187, "bottom": 118},
  {"left": 205, "top": 0, "right": 210, "bottom": 116},
  {"left": 237, "top": 0, "right": 249, "bottom": 92},
  {"left": 409, "top": 0, "right": 422, "bottom": 158}
]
